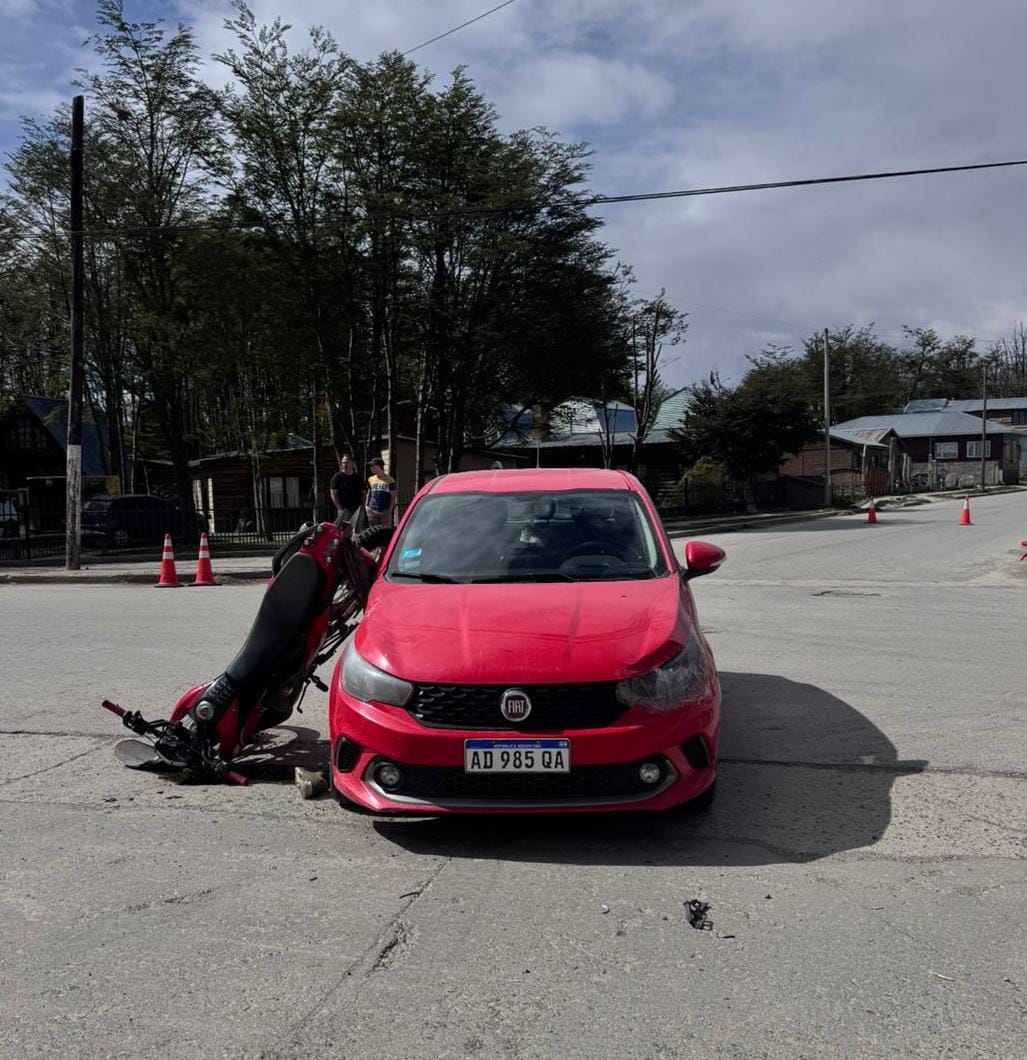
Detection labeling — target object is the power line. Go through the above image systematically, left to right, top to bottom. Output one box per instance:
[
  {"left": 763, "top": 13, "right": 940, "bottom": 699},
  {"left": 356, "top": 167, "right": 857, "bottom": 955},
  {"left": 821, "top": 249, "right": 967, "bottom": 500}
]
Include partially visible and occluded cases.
[
  {"left": 403, "top": 0, "right": 517, "bottom": 56},
  {"left": 74, "top": 156, "right": 1027, "bottom": 240},
  {"left": 569, "top": 158, "right": 1027, "bottom": 209}
]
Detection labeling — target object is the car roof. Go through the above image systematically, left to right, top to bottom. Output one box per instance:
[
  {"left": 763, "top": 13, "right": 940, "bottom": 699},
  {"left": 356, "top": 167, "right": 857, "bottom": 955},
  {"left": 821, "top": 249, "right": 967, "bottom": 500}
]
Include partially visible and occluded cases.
[{"left": 428, "top": 467, "right": 636, "bottom": 494}]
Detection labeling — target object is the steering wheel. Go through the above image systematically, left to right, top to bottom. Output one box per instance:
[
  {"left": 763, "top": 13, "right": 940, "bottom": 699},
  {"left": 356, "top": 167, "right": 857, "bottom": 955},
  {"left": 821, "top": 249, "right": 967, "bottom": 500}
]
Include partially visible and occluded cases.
[{"left": 563, "top": 540, "right": 627, "bottom": 561}]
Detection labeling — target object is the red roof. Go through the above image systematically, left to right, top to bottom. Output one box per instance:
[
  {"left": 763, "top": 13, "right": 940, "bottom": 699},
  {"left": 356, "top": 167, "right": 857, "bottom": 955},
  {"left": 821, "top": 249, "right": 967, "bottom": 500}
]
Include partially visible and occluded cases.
[{"left": 429, "top": 467, "right": 635, "bottom": 494}]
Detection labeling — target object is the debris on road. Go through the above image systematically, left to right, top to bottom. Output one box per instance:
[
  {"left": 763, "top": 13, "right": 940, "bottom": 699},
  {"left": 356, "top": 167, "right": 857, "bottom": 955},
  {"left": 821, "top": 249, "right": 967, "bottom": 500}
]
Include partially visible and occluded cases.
[
  {"left": 295, "top": 767, "right": 328, "bottom": 799},
  {"left": 685, "top": 899, "right": 713, "bottom": 931},
  {"left": 600, "top": 904, "right": 610, "bottom": 914},
  {"left": 931, "top": 972, "right": 955, "bottom": 982}
]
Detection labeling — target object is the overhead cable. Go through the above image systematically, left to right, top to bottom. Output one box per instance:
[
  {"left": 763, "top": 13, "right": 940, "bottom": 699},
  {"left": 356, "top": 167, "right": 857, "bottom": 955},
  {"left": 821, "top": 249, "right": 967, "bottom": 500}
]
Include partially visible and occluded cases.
[{"left": 74, "top": 157, "right": 1027, "bottom": 240}]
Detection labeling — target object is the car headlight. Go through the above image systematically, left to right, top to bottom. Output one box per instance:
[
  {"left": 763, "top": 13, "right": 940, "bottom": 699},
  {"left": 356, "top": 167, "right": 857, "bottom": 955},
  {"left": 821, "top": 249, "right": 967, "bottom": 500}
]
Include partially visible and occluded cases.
[
  {"left": 615, "top": 626, "right": 710, "bottom": 711},
  {"left": 340, "top": 639, "right": 414, "bottom": 706}
]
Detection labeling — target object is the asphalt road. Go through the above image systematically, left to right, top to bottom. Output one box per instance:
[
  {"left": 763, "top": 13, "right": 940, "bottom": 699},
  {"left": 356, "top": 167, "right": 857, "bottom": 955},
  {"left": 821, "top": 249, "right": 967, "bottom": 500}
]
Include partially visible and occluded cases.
[{"left": 1, "top": 491, "right": 1024, "bottom": 1058}]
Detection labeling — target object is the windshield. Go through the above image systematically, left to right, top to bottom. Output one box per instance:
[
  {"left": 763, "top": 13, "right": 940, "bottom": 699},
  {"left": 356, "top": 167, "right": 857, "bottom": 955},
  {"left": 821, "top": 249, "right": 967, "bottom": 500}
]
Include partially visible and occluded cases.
[
  {"left": 387, "top": 489, "right": 668, "bottom": 583},
  {"left": 83, "top": 498, "right": 112, "bottom": 512}
]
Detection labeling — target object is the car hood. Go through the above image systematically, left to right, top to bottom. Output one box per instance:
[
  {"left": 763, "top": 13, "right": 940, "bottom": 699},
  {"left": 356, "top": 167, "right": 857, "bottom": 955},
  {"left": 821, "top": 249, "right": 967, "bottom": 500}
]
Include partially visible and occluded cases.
[{"left": 355, "top": 576, "right": 687, "bottom": 685}]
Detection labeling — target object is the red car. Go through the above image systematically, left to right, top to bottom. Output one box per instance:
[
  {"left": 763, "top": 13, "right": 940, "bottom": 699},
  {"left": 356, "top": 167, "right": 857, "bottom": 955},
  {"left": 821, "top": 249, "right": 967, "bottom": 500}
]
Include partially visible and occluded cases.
[{"left": 328, "top": 468, "right": 724, "bottom": 813}]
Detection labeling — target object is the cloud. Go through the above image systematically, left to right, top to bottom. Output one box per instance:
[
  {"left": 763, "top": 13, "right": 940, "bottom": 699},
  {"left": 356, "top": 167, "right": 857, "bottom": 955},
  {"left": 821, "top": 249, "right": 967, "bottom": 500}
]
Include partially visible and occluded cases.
[
  {"left": 0, "top": 0, "right": 40, "bottom": 19},
  {"left": 3, "top": 0, "right": 1026, "bottom": 390},
  {"left": 496, "top": 53, "right": 674, "bottom": 132}
]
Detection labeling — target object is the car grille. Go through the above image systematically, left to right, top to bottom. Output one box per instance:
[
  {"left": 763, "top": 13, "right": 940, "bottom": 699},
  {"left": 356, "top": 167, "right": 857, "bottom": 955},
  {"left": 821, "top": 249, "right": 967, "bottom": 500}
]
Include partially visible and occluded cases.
[
  {"left": 407, "top": 682, "right": 627, "bottom": 730},
  {"left": 377, "top": 757, "right": 671, "bottom": 803}
]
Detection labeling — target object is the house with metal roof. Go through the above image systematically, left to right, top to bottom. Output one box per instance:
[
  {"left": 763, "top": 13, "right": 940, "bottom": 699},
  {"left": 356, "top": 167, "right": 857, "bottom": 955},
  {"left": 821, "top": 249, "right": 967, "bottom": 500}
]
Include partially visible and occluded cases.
[
  {"left": 494, "top": 391, "right": 693, "bottom": 503},
  {"left": 0, "top": 396, "right": 110, "bottom": 488},
  {"left": 0, "top": 396, "right": 114, "bottom": 496},
  {"left": 0, "top": 396, "right": 116, "bottom": 540},
  {"left": 901, "top": 396, "right": 1027, "bottom": 471},
  {"left": 902, "top": 396, "right": 1027, "bottom": 423},
  {"left": 832, "top": 411, "right": 1021, "bottom": 487},
  {"left": 780, "top": 426, "right": 908, "bottom": 497}
]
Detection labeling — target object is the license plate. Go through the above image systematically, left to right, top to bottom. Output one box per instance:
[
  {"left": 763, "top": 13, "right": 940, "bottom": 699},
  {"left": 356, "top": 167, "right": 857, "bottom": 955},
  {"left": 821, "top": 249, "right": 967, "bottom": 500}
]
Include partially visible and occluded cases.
[{"left": 464, "top": 739, "right": 570, "bottom": 774}]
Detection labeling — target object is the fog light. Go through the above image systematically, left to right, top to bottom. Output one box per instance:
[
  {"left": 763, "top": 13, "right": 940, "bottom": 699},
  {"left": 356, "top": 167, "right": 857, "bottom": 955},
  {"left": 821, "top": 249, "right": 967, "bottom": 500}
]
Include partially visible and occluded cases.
[
  {"left": 194, "top": 700, "right": 216, "bottom": 722},
  {"left": 638, "top": 761, "right": 663, "bottom": 785},
  {"left": 376, "top": 762, "right": 403, "bottom": 789}
]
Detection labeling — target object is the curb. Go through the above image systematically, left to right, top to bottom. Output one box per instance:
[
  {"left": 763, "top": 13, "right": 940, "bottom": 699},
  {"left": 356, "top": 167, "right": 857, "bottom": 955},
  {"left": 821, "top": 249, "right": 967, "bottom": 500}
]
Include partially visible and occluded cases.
[
  {"left": 664, "top": 507, "right": 845, "bottom": 538},
  {"left": 0, "top": 568, "right": 271, "bottom": 586}
]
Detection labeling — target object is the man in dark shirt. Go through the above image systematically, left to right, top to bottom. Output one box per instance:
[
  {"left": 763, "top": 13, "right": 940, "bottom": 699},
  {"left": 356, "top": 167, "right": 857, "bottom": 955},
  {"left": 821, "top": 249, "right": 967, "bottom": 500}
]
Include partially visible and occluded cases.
[{"left": 329, "top": 454, "right": 364, "bottom": 522}]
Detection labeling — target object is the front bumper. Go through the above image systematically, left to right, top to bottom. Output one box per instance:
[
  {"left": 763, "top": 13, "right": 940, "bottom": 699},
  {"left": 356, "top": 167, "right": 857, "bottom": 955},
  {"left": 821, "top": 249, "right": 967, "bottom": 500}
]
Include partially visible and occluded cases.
[{"left": 328, "top": 665, "right": 719, "bottom": 814}]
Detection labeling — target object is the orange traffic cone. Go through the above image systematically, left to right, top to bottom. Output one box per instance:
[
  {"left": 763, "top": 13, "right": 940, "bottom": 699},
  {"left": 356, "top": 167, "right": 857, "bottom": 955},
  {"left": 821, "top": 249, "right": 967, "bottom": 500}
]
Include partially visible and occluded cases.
[
  {"left": 959, "top": 496, "right": 972, "bottom": 526},
  {"left": 866, "top": 498, "right": 878, "bottom": 524},
  {"left": 190, "top": 532, "right": 216, "bottom": 587},
  {"left": 155, "top": 533, "right": 180, "bottom": 587}
]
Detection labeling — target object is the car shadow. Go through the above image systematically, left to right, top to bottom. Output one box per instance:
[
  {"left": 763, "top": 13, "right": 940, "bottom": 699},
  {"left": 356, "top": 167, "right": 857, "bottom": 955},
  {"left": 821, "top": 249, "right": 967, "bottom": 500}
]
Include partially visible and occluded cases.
[{"left": 372, "top": 672, "right": 926, "bottom": 867}]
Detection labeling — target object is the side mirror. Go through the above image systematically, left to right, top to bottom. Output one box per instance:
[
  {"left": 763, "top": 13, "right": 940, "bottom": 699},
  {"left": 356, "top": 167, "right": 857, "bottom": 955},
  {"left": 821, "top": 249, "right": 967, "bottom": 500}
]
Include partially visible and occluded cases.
[{"left": 681, "top": 540, "right": 725, "bottom": 580}]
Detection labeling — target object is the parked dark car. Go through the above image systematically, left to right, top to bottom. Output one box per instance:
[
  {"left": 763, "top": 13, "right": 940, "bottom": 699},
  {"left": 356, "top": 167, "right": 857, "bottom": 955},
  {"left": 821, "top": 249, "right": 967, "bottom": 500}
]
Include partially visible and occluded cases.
[
  {"left": 82, "top": 494, "right": 206, "bottom": 549},
  {"left": 0, "top": 496, "right": 18, "bottom": 539}
]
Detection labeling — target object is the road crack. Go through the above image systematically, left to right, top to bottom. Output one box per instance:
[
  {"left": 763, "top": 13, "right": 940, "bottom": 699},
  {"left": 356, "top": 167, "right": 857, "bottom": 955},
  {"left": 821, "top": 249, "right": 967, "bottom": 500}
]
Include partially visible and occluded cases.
[
  {"left": 0, "top": 729, "right": 108, "bottom": 737},
  {"left": 0, "top": 739, "right": 109, "bottom": 788},
  {"left": 263, "top": 855, "right": 451, "bottom": 1058},
  {"left": 369, "top": 921, "right": 414, "bottom": 974}
]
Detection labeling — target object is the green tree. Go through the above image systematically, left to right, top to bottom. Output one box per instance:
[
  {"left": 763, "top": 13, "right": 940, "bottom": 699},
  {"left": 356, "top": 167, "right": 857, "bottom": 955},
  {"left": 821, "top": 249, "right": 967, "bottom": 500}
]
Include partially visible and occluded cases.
[
  {"left": 78, "top": 0, "right": 227, "bottom": 507},
  {"left": 797, "top": 325, "right": 903, "bottom": 421},
  {"left": 904, "top": 328, "right": 982, "bottom": 399},
  {"left": 671, "top": 365, "right": 819, "bottom": 487}
]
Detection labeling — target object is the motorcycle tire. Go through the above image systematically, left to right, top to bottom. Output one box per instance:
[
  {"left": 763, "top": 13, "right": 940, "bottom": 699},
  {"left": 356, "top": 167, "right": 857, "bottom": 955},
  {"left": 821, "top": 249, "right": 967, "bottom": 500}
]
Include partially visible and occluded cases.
[{"left": 354, "top": 525, "right": 394, "bottom": 552}]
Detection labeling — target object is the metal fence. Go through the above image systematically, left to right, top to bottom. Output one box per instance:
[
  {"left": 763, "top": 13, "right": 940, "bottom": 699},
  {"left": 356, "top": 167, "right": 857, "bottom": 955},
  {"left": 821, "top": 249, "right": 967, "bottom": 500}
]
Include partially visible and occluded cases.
[
  {"left": 0, "top": 475, "right": 865, "bottom": 566},
  {"left": 655, "top": 475, "right": 848, "bottom": 519},
  {"left": 0, "top": 487, "right": 405, "bottom": 565},
  {"left": 0, "top": 488, "right": 65, "bottom": 564},
  {"left": 0, "top": 489, "right": 313, "bottom": 565}
]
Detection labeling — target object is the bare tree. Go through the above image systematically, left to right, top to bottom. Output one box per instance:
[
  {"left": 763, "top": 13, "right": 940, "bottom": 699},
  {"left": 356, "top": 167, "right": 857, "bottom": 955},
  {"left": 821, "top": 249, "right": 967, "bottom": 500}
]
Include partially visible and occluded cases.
[
  {"left": 625, "top": 290, "right": 686, "bottom": 474},
  {"left": 987, "top": 322, "right": 1027, "bottom": 397}
]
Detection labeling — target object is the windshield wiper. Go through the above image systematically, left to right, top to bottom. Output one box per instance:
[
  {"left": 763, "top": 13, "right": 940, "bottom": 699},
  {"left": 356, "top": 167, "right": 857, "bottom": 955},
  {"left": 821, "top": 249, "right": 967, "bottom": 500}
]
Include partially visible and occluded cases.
[
  {"left": 389, "top": 571, "right": 461, "bottom": 583},
  {"left": 468, "top": 571, "right": 579, "bottom": 583}
]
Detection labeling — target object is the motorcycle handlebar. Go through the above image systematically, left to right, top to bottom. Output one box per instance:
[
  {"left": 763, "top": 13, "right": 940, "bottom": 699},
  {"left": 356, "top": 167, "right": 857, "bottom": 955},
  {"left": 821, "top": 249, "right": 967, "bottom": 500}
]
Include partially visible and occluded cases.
[{"left": 101, "top": 699, "right": 126, "bottom": 717}]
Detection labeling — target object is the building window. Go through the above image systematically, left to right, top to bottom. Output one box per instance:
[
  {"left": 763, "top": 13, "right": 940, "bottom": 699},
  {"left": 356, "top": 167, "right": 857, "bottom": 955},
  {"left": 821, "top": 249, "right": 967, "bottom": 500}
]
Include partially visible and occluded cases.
[
  {"left": 1012, "top": 410, "right": 1027, "bottom": 426},
  {"left": 5, "top": 418, "right": 47, "bottom": 450},
  {"left": 934, "top": 441, "right": 958, "bottom": 460},
  {"left": 966, "top": 441, "right": 991, "bottom": 459},
  {"left": 268, "top": 476, "right": 285, "bottom": 509},
  {"left": 286, "top": 476, "right": 300, "bottom": 508}
]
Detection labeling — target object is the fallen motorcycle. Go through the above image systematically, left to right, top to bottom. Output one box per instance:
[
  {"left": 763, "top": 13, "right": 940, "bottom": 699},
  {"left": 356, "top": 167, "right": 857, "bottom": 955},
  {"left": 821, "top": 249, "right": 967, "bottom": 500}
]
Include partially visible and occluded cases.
[{"left": 101, "top": 518, "right": 393, "bottom": 784}]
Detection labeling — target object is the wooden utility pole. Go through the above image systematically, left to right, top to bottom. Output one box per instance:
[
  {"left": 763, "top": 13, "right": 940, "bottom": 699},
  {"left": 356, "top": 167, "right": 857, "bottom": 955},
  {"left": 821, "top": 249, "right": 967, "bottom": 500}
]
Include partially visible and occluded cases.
[
  {"left": 65, "top": 94, "right": 85, "bottom": 570},
  {"left": 823, "top": 328, "right": 831, "bottom": 506},
  {"left": 980, "top": 362, "right": 988, "bottom": 490},
  {"left": 311, "top": 376, "right": 321, "bottom": 523}
]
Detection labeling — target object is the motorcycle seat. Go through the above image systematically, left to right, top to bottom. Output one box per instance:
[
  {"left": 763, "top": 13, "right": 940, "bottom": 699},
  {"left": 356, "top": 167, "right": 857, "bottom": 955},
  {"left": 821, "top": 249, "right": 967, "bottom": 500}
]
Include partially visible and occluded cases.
[{"left": 225, "top": 552, "right": 325, "bottom": 697}]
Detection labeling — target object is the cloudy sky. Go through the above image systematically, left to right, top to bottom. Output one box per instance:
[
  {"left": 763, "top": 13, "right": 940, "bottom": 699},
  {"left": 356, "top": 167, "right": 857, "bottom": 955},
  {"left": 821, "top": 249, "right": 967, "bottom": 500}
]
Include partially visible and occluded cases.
[{"left": 2, "top": 0, "right": 1026, "bottom": 388}]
